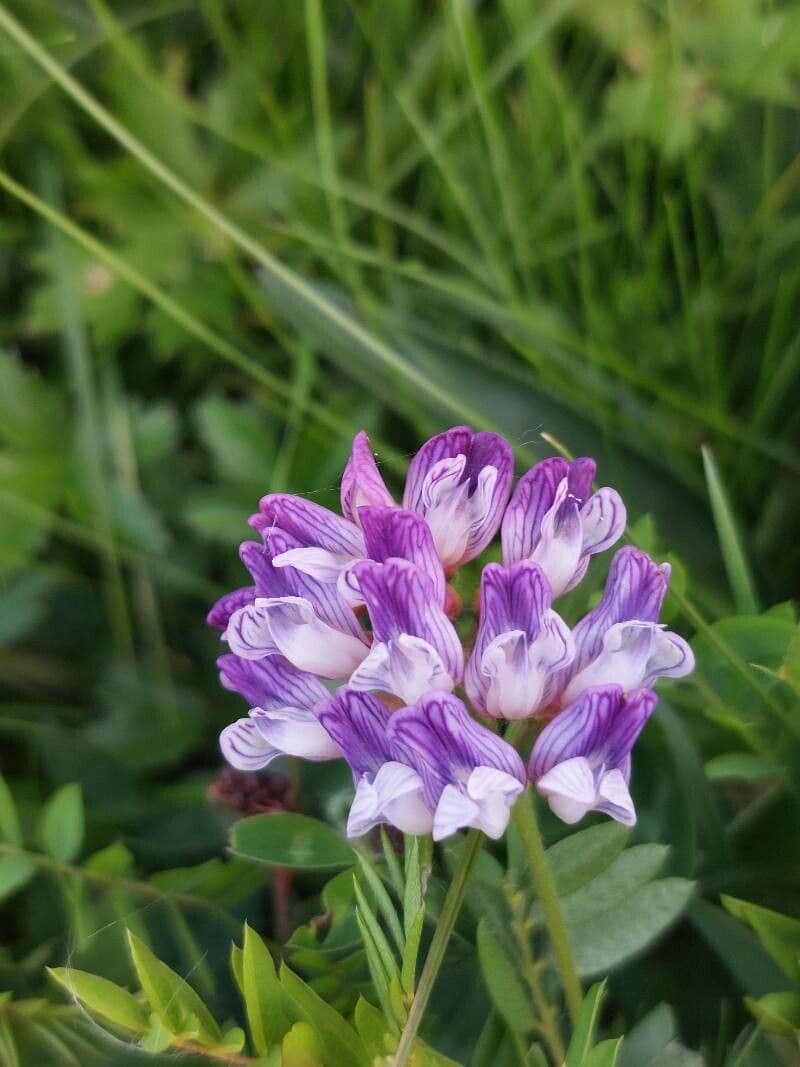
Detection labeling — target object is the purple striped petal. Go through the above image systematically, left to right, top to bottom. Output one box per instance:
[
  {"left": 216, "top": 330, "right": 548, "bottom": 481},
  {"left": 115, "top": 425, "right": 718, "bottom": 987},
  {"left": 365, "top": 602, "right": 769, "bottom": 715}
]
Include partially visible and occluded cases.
[
  {"left": 403, "top": 426, "right": 513, "bottom": 568},
  {"left": 340, "top": 431, "right": 395, "bottom": 524},
  {"left": 502, "top": 456, "right": 625, "bottom": 596},
  {"left": 251, "top": 494, "right": 365, "bottom": 557},
  {"left": 357, "top": 506, "right": 446, "bottom": 606},
  {"left": 240, "top": 540, "right": 287, "bottom": 598},
  {"left": 562, "top": 547, "right": 672, "bottom": 687},
  {"left": 353, "top": 558, "right": 463, "bottom": 685},
  {"left": 465, "top": 562, "right": 573, "bottom": 719},
  {"left": 207, "top": 586, "right": 256, "bottom": 631},
  {"left": 223, "top": 601, "right": 280, "bottom": 660},
  {"left": 217, "top": 653, "right": 329, "bottom": 710},
  {"left": 530, "top": 686, "right": 622, "bottom": 780},
  {"left": 315, "top": 687, "right": 394, "bottom": 777},
  {"left": 602, "top": 688, "right": 658, "bottom": 770},
  {"left": 387, "top": 693, "right": 526, "bottom": 809},
  {"left": 219, "top": 705, "right": 340, "bottom": 771},
  {"left": 220, "top": 715, "right": 279, "bottom": 771},
  {"left": 432, "top": 768, "right": 525, "bottom": 840}
]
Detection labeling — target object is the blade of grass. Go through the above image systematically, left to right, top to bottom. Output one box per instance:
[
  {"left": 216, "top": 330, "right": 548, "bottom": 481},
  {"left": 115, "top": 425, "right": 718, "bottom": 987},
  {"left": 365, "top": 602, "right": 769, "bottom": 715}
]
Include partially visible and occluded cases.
[{"left": 701, "top": 444, "right": 760, "bottom": 615}]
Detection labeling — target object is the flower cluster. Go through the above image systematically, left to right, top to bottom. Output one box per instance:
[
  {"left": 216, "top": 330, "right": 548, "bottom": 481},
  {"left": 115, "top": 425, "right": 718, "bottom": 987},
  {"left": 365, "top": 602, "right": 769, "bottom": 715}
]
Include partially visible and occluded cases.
[{"left": 209, "top": 427, "right": 694, "bottom": 841}]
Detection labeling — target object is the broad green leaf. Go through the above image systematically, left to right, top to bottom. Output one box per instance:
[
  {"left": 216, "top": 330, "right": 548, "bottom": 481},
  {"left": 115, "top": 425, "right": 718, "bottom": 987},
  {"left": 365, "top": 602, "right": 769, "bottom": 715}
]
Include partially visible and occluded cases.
[
  {"left": 0, "top": 775, "right": 21, "bottom": 844},
  {"left": 38, "top": 783, "right": 84, "bottom": 863},
  {"left": 230, "top": 813, "right": 354, "bottom": 869},
  {"left": 546, "top": 823, "right": 630, "bottom": 897},
  {"left": 559, "top": 845, "right": 669, "bottom": 927},
  {"left": 0, "top": 854, "right": 35, "bottom": 904},
  {"left": 569, "top": 878, "right": 695, "bottom": 977},
  {"left": 722, "top": 896, "right": 800, "bottom": 982},
  {"left": 690, "top": 899, "right": 789, "bottom": 997},
  {"left": 476, "top": 918, "right": 535, "bottom": 1034},
  {"left": 242, "top": 923, "right": 288, "bottom": 1055},
  {"left": 126, "top": 931, "right": 222, "bottom": 1044},
  {"left": 279, "top": 963, "right": 370, "bottom": 1067},
  {"left": 48, "top": 968, "right": 148, "bottom": 1034},
  {"left": 565, "top": 981, "right": 606, "bottom": 1066},
  {"left": 745, "top": 992, "right": 800, "bottom": 1036},
  {"left": 354, "top": 996, "right": 392, "bottom": 1057},
  {"left": 141, "top": 1014, "right": 172, "bottom": 1054},
  {"left": 281, "top": 1021, "right": 323, "bottom": 1067}
]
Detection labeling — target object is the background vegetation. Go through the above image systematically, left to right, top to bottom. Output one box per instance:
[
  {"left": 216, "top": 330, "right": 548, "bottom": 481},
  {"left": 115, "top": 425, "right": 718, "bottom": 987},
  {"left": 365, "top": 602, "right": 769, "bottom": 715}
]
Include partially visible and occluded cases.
[{"left": 0, "top": 1, "right": 798, "bottom": 1064}]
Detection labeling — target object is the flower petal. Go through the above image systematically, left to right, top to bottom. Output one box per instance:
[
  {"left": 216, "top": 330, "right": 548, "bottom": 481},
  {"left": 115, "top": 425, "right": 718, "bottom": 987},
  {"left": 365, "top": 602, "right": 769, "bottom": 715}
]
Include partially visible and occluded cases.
[
  {"left": 340, "top": 431, "right": 395, "bottom": 524},
  {"left": 501, "top": 457, "right": 570, "bottom": 564},
  {"left": 530, "top": 479, "right": 584, "bottom": 597},
  {"left": 579, "top": 487, "right": 627, "bottom": 556},
  {"left": 251, "top": 494, "right": 365, "bottom": 556},
  {"left": 358, "top": 506, "right": 446, "bottom": 606},
  {"left": 272, "top": 545, "right": 356, "bottom": 585},
  {"left": 354, "top": 558, "right": 463, "bottom": 684},
  {"left": 207, "top": 586, "right": 255, "bottom": 631},
  {"left": 255, "top": 596, "right": 368, "bottom": 678},
  {"left": 224, "top": 601, "right": 280, "bottom": 660},
  {"left": 348, "top": 633, "right": 455, "bottom": 705},
  {"left": 218, "top": 653, "right": 330, "bottom": 710},
  {"left": 529, "top": 685, "right": 622, "bottom": 779},
  {"left": 315, "top": 688, "right": 393, "bottom": 776},
  {"left": 602, "top": 688, "right": 658, "bottom": 770},
  {"left": 251, "top": 705, "right": 341, "bottom": 761},
  {"left": 220, "top": 714, "right": 279, "bottom": 771},
  {"left": 536, "top": 756, "right": 598, "bottom": 824},
  {"left": 347, "top": 762, "right": 432, "bottom": 838},
  {"left": 432, "top": 767, "right": 524, "bottom": 841},
  {"left": 596, "top": 769, "right": 636, "bottom": 826}
]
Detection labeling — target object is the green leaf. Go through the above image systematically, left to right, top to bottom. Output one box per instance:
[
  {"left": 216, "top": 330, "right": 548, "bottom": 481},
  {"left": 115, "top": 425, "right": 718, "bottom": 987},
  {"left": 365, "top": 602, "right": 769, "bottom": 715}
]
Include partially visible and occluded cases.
[
  {"left": 193, "top": 394, "right": 276, "bottom": 491},
  {"left": 701, "top": 444, "right": 759, "bottom": 614},
  {"left": 780, "top": 623, "right": 800, "bottom": 695},
  {"left": 705, "top": 753, "right": 783, "bottom": 781},
  {"left": 0, "top": 775, "right": 21, "bottom": 844},
  {"left": 38, "top": 783, "right": 84, "bottom": 863},
  {"left": 230, "top": 813, "right": 355, "bottom": 869},
  {"left": 546, "top": 823, "right": 630, "bottom": 897},
  {"left": 559, "top": 845, "right": 669, "bottom": 927},
  {"left": 0, "top": 854, "right": 35, "bottom": 904},
  {"left": 356, "top": 854, "right": 404, "bottom": 954},
  {"left": 569, "top": 878, "right": 695, "bottom": 977},
  {"left": 722, "top": 896, "right": 800, "bottom": 982},
  {"left": 689, "top": 899, "right": 789, "bottom": 997},
  {"left": 400, "top": 905, "right": 425, "bottom": 996},
  {"left": 476, "top": 918, "right": 535, "bottom": 1034},
  {"left": 241, "top": 923, "right": 289, "bottom": 1055},
  {"left": 126, "top": 931, "right": 222, "bottom": 1044},
  {"left": 279, "top": 963, "right": 370, "bottom": 1067},
  {"left": 48, "top": 968, "right": 148, "bottom": 1034},
  {"left": 565, "top": 981, "right": 606, "bottom": 1066},
  {"left": 745, "top": 992, "right": 800, "bottom": 1036},
  {"left": 281, "top": 1021, "right": 324, "bottom": 1067},
  {"left": 585, "top": 1038, "right": 623, "bottom": 1067}
]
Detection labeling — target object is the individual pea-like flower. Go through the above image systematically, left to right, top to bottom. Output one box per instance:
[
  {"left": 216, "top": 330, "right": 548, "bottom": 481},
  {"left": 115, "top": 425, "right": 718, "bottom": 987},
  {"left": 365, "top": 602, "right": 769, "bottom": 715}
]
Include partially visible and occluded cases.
[
  {"left": 211, "top": 425, "right": 695, "bottom": 840},
  {"left": 502, "top": 456, "right": 626, "bottom": 597},
  {"left": 551, "top": 546, "right": 695, "bottom": 709},
  {"left": 464, "top": 561, "right": 573, "bottom": 720},
  {"left": 219, "top": 654, "right": 339, "bottom": 770},
  {"left": 529, "top": 685, "right": 657, "bottom": 826}
]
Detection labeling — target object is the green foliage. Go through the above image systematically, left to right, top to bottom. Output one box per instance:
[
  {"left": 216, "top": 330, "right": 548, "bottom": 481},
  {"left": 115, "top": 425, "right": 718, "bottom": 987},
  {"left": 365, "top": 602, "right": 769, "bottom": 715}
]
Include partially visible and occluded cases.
[{"left": 0, "top": 1, "right": 799, "bottom": 1064}]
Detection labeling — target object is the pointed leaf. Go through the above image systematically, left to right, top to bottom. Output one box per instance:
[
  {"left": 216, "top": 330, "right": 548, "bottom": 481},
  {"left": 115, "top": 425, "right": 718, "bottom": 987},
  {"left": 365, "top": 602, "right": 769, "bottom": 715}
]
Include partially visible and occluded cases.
[
  {"left": 0, "top": 775, "right": 21, "bottom": 844},
  {"left": 38, "top": 784, "right": 84, "bottom": 863},
  {"left": 230, "top": 813, "right": 354, "bottom": 869},
  {"left": 0, "top": 854, "right": 35, "bottom": 904},
  {"left": 722, "top": 896, "right": 800, "bottom": 982},
  {"left": 476, "top": 918, "right": 535, "bottom": 1034},
  {"left": 242, "top": 922, "right": 289, "bottom": 1055},
  {"left": 279, "top": 963, "right": 370, "bottom": 1067},
  {"left": 48, "top": 968, "right": 148, "bottom": 1034},
  {"left": 565, "top": 981, "right": 606, "bottom": 1066}
]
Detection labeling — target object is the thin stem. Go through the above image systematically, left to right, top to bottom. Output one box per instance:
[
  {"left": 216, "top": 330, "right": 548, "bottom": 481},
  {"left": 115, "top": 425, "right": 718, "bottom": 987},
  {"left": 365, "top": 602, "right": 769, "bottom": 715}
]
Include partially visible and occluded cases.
[
  {"left": 512, "top": 792, "right": 583, "bottom": 1025},
  {"left": 392, "top": 830, "right": 483, "bottom": 1067},
  {"left": 508, "top": 888, "right": 565, "bottom": 1064}
]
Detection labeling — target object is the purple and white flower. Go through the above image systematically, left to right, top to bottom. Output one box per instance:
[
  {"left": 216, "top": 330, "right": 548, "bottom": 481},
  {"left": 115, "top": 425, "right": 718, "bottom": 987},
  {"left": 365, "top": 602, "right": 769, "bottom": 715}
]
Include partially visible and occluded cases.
[
  {"left": 403, "top": 426, "right": 514, "bottom": 571},
  {"left": 340, "top": 430, "right": 396, "bottom": 523},
  {"left": 502, "top": 457, "right": 626, "bottom": 597},
  {"left": 223, "top": 535, "right": 369, "bottom": 679},
  {"left": 554, "top": 546, "right": 694, "bottom": 708},
  {"left": 348, "top": 557, "right": 463, "bottom": 704},
  {"left": 465, "top": 562, "right": 574, "bottom": 719},
  {"left": 219, "top": 655, "right": 339, "bottom": 771},
  {"left": 529, "top": 685, "right": 657, "bottom": 826},
  {"left": 317, "top": 688, "right": 432, "bottom": 838},
  {"left": 388, "top": 693, "right": 526, "bottom": 840}
]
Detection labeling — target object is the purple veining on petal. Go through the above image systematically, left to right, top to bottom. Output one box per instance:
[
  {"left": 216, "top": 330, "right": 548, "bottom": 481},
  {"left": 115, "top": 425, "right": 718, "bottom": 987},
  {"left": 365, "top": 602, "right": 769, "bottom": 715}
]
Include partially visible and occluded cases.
[
  {"left": 402, "top": 426, "right": 514, "bottom": 568},
  {"left": 340, "top": 430, "right": 395, "bottom": 524},
  {"left": 501, "top": 455, "right": 625, "bottom": 596},
  {"left": 250, "top": 493, "right": 366, "bottom": 557},
  {"left": 357, "top": 506, "right": 446, "bottom": 606},
  {"left": 465, "top": 561, "right": 574, "bottom": 719},
  {"left": 207, "top": 586, "right": 256, "bottom": 631},
  {"left": 217, "top": 653, "right": 329, "bottom": 709},
  {"left": 528, "top": 685, "right": 658, "bottom": 827},
  {"left": 316, "top": 687, "right": 394, "bottom": 778},
  {"left": 388, "top": 692, "right": 525, "bottom": 809}
]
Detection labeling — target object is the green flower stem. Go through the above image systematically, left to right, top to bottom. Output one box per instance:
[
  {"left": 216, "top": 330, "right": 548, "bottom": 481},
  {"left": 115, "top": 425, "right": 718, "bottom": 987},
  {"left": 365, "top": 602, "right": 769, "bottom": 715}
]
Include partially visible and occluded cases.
[
  {"left": 512, "top": 791, "right": 583, "bottom": 1025},
  {"left": 393, "top": 829, "right": 483, "bottom": 1067}
]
